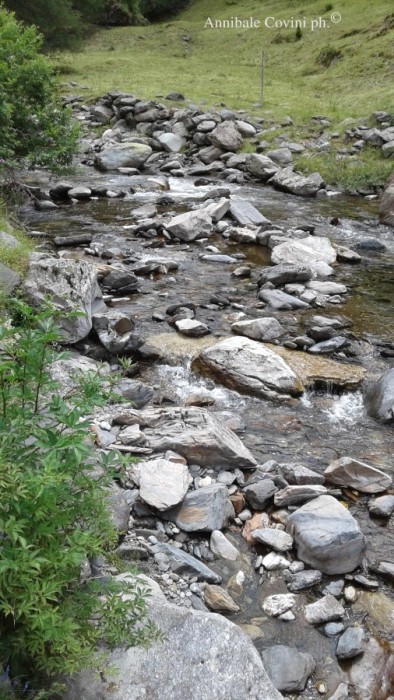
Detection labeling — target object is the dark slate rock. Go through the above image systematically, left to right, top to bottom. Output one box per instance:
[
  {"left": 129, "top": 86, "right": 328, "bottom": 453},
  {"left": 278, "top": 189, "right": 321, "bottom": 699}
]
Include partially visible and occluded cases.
[
  {"left": 243, "top": 479, "right": 277, "bottom": 509},
  {"left": 153, "top": 543, "right": 222, "bottom": 583}
]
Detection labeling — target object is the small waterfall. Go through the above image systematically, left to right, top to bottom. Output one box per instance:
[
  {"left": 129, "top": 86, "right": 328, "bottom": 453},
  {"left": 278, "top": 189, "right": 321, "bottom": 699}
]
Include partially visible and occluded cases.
[
  {"left": 155, "top": 362, "right": 246, "bottom": 409},
  {"left": 322, "top": 390, "right": 365, "bottom": 428}
]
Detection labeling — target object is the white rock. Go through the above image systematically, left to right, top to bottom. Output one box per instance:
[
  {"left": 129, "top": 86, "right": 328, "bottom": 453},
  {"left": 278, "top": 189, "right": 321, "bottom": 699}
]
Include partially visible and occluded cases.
[{"left": 139, "top": 458, "right": 191, "bottom": 511}]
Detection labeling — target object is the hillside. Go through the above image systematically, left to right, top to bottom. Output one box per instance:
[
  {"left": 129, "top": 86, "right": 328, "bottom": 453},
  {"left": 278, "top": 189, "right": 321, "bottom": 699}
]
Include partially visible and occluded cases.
[{"left": 61, "top": 0, "right": 394, "bottom": 120}]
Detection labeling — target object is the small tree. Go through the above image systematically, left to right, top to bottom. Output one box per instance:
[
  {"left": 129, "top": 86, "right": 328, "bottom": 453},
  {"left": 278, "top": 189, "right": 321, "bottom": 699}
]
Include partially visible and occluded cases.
[
  {"left": 0, "top": 7, "right": 79, "bottom": 170},
  {"left": 0, "top": 301, "right": 156, "bottom": 696}
]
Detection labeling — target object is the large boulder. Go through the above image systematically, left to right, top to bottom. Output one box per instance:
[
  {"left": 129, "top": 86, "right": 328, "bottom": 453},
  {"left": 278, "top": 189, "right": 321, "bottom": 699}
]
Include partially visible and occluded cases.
[
  {"left": 210, "top": 121, "right": 243, "bottom": 151},
  {"left": 95, "top": 142, "right": 152, "bottom": 171},
  {"left": 245, "top": 153, "right": 279, "bottom": 181},
  {"left": 270, "top": 167, "right": 324, "bottom": 197},
  {"left": 379, "top": 172, "right": 394, "bottom": 226},
  {"left": 165, "top": 209, "right": 213, "bottom": 242},
  {"left": 270, "top": 236, "right": 336, "bottom": 277},
  {"left": 23, "top": 256, "right": 107, "bottom": 343},
  {"left": 192, "top": 336, "right": 303, "bottom": 400},
  {"left": 364, "top": 368, "right": 394, "bottom": 422},
  {"left": 135, "top": 406, "right": 257, "bottom": 469},
  {"left": 287, "top": 495, "right": 366, "bottom": 574},
  {"left": 63, "top": 596, "right": 284, "bottom": 700}
]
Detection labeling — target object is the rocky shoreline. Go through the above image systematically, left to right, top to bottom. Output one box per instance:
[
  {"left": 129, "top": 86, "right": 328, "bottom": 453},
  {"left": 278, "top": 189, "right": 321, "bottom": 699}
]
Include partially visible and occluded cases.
[{"left": 2, "top": 92, "right": 394, "bottom": 700}]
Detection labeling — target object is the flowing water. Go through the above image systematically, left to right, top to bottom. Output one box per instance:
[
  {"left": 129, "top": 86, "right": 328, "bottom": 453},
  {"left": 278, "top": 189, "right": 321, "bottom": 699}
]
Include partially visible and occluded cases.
[{"left": 20, "top": 169, "right": 394, "bottom": 697}]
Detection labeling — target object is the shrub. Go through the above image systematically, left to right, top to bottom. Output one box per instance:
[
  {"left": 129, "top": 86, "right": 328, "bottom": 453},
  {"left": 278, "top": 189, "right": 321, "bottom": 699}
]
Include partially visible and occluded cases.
[
  {"left": 0, "top": 8, "right": 79, "bottom": 170},
  {"left": 0, "top": 301, "right": 156, "bottom": 696}
]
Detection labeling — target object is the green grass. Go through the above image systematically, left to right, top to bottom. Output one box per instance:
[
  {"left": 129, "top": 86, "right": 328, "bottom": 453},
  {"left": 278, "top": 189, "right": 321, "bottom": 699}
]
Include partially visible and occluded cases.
[
  {"left": 57, "top": 0, "right": 394, "bottom": 188},
  {"left": 59, "top": 0, "right": 394, "bottom": 119},
  {"left": 294, "top": 147, "right": 394, "bottom": 190},
  {"left": 0, "top": 201, "right": 33, "bottom": 276}
]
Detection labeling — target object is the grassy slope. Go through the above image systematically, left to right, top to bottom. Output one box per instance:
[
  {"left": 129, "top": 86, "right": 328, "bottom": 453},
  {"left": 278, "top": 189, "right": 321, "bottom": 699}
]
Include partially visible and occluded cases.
[
  {"left": 59, "top": 0, "right": 394, "bottom": 188},
  {"left": 62, "top": 0, "right": 394, "bottom": 119},
  {"left": 0, "top": 201, "right": 32, "bottom": 276}
]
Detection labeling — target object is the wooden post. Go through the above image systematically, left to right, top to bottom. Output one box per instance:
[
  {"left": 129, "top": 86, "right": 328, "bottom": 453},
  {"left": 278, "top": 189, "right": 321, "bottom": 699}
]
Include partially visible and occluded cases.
[{"left": 260, "top": 51, "right": 265, "bottom": 104}]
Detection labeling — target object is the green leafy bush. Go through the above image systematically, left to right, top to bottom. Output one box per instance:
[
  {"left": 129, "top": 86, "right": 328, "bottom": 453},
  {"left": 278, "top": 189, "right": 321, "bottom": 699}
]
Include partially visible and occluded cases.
[
  {"left": 0, "top": 7, "right": 79, "bottom": 170},
  {"left": 0, "top": 301, "right": 156, "bottom": 695}
]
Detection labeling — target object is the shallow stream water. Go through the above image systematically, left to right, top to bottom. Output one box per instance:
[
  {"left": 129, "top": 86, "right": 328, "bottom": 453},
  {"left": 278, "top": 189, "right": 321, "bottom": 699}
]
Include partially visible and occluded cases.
[{"left": 20, "top": 170, "right": 394, "bottom": 697}]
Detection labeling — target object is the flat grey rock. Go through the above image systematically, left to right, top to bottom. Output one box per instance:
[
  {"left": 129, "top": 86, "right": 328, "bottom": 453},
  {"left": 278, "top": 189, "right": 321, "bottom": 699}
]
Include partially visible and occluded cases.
[
  {"left": 245, "top": 153, "right": 279, "bottom": 181},
  {"left": 270, "top": 167, "right": 324, "bottom": 197},
  {"left": 229, "top": 197, "right": 271, "bottom": 226},
  {"left": 271, "top": 235, "right": 336, "bottom": 276},
  {"left": 175, "top": 319, "right": 210, "bottom": 337},
  {"left": 138, "top": 406, "right": 257, "bottom": 469},
  {"left": 324, "top": 456, "right": 392, "bottom": 494},
  {"left": 274, "top": 484, "right": 327, "bottom": 507},
  {"left": 286, "top": 495, "right": 366, "bottom": 574},
  {"left": 210, "top": 530, "right": 239, "bottom": 560},
  {"left": 153, "top": 543, "right": 222, "bottom": 583},
  {"left": 63, "top": 595, "right": 284, "bottom": 700},
  {"left": 262, "top": 644, "right": 315, "bottom": 693}
]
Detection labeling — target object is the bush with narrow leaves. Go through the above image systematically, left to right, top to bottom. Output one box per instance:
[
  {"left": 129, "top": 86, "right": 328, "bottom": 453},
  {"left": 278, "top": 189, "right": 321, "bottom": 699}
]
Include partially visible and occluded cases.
[{"left": 0, "top": 301, "right": 157, "bottom": 697}]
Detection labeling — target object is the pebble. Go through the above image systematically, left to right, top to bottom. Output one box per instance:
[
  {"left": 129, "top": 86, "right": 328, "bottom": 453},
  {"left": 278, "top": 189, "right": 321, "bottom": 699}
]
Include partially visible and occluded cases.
[
  {"left": 343, "top": 585, "right": 358, "bottom": 603},
  {"left": 324, "top": 622, "right": 345, "bottom": 637}
]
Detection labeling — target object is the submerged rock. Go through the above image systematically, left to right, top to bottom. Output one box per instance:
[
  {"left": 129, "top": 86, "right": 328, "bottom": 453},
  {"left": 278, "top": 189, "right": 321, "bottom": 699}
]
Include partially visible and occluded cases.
[
  {"left": 192, "top": 336, "right": 303, "bottom": 400},
  {"left": 272, "top": 346, "right": 365, "bottom": 390},
  {"left": 287, "top": 495, "right": 366, "bottom": 574}
]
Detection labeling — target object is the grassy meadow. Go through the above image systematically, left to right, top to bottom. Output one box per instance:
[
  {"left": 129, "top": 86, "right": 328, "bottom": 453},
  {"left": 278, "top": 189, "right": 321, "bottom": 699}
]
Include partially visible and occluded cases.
[{"left": 60, "top": 0, "right": 394, "bottom": 118}]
